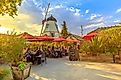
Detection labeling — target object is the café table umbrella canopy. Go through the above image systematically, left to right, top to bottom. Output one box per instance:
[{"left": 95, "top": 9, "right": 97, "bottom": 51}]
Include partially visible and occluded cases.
[
  {"left": 18, "top": 32, "right": 34, "bottom": 39},
  {"left": 22, "top": 35, "right": 34, "bottom": 39},
  {"left": 36, "top": 35, "right": 54, "bottom": 41},
  {"left": 53, "top": 36, "right": 66, "bottom": 42},
  {"left": 26, "top": 38, "right": 43, "bottom": 42},
  {"left": 66, "top": 38, "right": 80, "bottom": 42}
]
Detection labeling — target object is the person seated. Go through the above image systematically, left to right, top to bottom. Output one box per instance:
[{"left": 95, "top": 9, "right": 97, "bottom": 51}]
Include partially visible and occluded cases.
[
  {"left": 46, "top": 46, "right": 51, "bottom": 58},
  {"left": 50, "top": 46, "right": 55, "bottom": 58},
  {"left": 69, "top": 46, "right": 76, "bottom": 61},
  {"left": 41, "top": 47, "right": 47, "bottom": 64},
  {"left": 25, "top": 48, "right": 32, "bottom": 62},
  {"left": 35, "top": 48, "right": 43, "bottom": 64},
  {"left": 54, "top": 48, "right": 59, "bottom": 58},
  {"left": 56, "top": 48, "right": 62, "bottom": 58},
  {"left": 65, "top": 49, "right": 68, "bottom": 56},
  {"left": 30, "top": 50, "right": 37, "bottom": 64}
]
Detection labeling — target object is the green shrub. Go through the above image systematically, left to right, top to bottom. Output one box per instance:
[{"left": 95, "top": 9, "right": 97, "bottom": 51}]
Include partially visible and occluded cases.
[
  {"left": 0, "top": 34, "right": 26, "bottom": 66},
  {"left": 0, "top": 68, "right": 10, "bottom": 80}
]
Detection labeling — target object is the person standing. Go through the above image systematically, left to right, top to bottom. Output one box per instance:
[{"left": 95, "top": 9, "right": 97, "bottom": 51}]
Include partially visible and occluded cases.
[{"left": 75, "top": 45, "right": 80, "bottom": 61}]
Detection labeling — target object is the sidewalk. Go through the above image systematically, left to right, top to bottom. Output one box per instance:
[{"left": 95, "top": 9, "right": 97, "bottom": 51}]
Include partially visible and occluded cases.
[
  {"left": 1, "top": 57, "right": 121, "bottom": 80},
  {"left": 27, "top": 57, "right": 121, "bottom": 80}
]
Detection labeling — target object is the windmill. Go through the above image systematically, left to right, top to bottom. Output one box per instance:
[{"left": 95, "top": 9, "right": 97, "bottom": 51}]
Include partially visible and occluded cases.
[
  {"left": 40, "top": 3, "right": 50, "bottom": 36},
  {"left": 40, "top": 3, "right": 60, "bottom": 37}
]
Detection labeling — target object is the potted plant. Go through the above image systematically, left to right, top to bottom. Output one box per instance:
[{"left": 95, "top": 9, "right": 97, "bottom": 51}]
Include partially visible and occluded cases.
[{"left": 0, "top": 34, "right": 31, "bottom": 80}]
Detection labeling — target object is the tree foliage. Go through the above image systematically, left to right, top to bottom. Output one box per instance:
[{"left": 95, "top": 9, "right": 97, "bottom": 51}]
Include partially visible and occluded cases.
[
  {"left": 0, "top": 0, "right": 22, "bottom": 17},
  {"left": 60, "top": 21, "right": 68, "bottom": 37},
  {"left": 81, "top": 26, "right": 121, "bottom": 62},
  {"left": 0, "top": 34, "right": 26, "bottom": 66}
]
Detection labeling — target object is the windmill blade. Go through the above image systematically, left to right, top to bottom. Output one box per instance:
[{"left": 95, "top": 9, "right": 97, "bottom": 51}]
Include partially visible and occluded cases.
[
  {"left": 40, "top": 3, "right": 51, "bottom": 35},
  {"left": 44, "top": 3, "right": 50, "bottom": 20}
]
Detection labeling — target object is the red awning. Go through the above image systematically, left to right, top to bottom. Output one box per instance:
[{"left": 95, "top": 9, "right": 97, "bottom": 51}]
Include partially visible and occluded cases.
[
  {"left": 83, "top": 32, "right": 97, "bottom": 40},
  {"left": 86, "top": 32, "right": 97, "bottom": 36}
]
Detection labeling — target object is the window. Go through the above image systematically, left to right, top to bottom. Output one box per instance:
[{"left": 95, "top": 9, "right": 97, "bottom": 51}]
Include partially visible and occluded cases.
[
  {"left": 46, "top": 24, "right": 49, "bottom": 28},
  {"left": 51, "top": 32, "right": 55, "bottom": 37}
]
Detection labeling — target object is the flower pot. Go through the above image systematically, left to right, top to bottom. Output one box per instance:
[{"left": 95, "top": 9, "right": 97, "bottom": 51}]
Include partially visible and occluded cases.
[{"left": 11, "top": 63, "right": 31, "bottom": 80}]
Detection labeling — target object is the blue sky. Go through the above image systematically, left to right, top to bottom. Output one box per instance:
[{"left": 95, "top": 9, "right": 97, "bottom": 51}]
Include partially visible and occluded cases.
[{"left": 0, "top": 0, "right": 121, "bottom": 35}]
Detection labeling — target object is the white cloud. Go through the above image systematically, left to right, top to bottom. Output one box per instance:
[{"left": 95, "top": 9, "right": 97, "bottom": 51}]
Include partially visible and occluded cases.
[
  {"left": 33, "top": 0, "right": 38, "bottom": 5},
  {"left": 76, "top": 3, "right": 82, "bottom": 6},
  {"left": 46, "top": 5, "right": 64, "bottom": 13},
  {"left": 55, "top": 5, "right": 63, "bottom": 9},
  {"left": 48, "top": 7, "right": 54, "bottom": 12},
  {"left": 66, "top": 7, "right": 81, "bottom": 16},
  {"left": 66, "top": 7, "right": 81, "bottom": 14},
  {"left": 68, "top": 7, "right": 75, "bottom": 12},
  {"left": 116, "top": 8, "right": 121, "bottom": 13},
  {"left": 74, "top": 9, "right": 80, "bottom": 16},
  {"left": 85, "top": 9, "right": 89, "bottom": 14},
  {"left": 42, "top": 12, "right": 45, "bottom": 16},
  {"left": 74, "top": 12, "right": 80, "bottom": 16},
  {"left": 0, "top": 13, "right": 42, "bottom": 35},
  {"left": 90, "top": 14, "right": 101, "bottom": 20},
  {"left": 90, "top": 14, "right": 97, "bottom": 20},
  {"left": 84, "top": 15, "right": 105, "bottom": 29},
  {"left": 109, "top": 16, "right": 113, "bottom": 18},
  {"left": 95, "top": 17, "right": 104, "bottom": 23},
  {"left": 0, "top": 18, "right": 5, "bottom": 20},
  {"left": 114, "top": 20, "right": 121, "bottom": 23},
  {"left": 84, "top": 22, "right": 106, "bottom": 29},
  {"left": 19, "top": 24, "right": 42, "bottom": 36},
  {"left": 0, "top": 26, "right": 12, "bottom": 34}
]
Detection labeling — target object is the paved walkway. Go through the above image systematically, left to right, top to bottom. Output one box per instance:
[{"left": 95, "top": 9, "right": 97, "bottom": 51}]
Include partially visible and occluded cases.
[{"left": 27, "top": 57, "right": 121, "bottom": 80}]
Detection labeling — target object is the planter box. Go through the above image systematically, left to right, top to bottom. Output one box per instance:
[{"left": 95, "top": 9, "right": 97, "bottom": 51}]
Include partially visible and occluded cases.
[{"left": 11, "top": 63, "right": 31, "bottom": 80}]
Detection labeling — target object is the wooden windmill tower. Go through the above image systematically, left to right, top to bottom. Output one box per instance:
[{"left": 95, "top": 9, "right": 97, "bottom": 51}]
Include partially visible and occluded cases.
[{"left": 40, "top": 3, "right": 60, "bottom": 37}]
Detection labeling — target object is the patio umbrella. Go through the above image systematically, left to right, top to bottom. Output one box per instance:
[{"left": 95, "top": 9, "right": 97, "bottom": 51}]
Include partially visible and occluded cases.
[
  {"left": 18, "top": 32, "right": 34, "bottom": 39},
  {"left": 22, "top": 35, "right": 34, "bottom": 39},
  {"left": 36, "top": 35, "right": 54, "bottom": 41},
  {"left": 53, "top": 36, "right": 66, "bottom": 42},
  {"left": 27, "top": 38, "right": 43, "bottom": 42},
  {"left": 66, "top": 38, "right": 80, "bottom": 42}
]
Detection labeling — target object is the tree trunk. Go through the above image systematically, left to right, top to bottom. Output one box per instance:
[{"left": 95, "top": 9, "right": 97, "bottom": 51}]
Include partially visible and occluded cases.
[
  {"left": 118, "top": 50, "right": 121, "bottom": 60},
  {"left": 119, "top": 53, "right": 121, "bottom": 60},
  {"left": 112, "top": 54, "right": 115, "bottom": 63}
]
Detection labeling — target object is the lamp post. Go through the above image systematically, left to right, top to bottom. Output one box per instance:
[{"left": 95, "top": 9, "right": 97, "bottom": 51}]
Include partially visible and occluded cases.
[{"left": 81, "top": 25, "right": 83, "bottom": 37}]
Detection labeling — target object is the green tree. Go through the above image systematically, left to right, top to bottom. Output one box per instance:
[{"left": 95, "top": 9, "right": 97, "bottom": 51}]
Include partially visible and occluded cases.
[
  {"left": 0, "top": 0, "right": 23, "bottom": 17},
  {"left": 60, "top": 21, "right": 68, "bottom": 37},
  {"left": 81, "top": 26, "right": 121, "bottom": 63},
  {"left": 99, "top": 27, "right": 121, "bottom": 63},
  {"left": 0, "top": 34, "right": 26, "bottom": 66}
]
